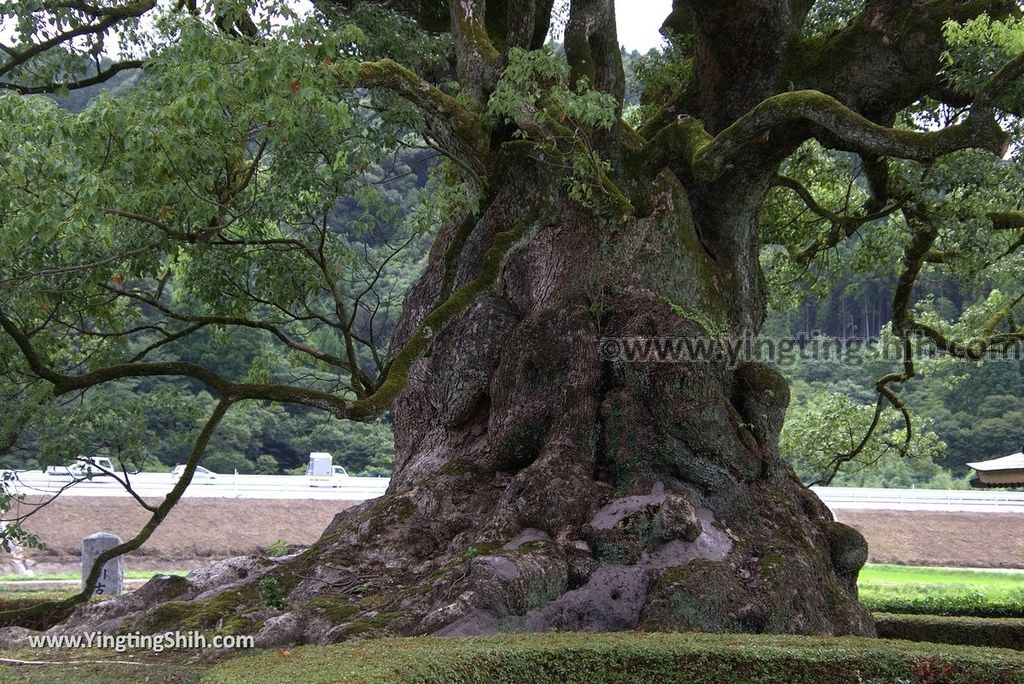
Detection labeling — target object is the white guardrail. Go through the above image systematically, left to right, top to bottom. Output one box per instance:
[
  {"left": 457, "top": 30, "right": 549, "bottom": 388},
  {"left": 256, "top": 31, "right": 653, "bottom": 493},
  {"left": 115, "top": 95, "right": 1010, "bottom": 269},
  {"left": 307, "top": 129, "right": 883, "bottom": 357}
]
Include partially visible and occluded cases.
[
  {"left": 4, "top": 471, "right": 1024, "bottom": 511},
  {"left": 5, "top": 471, "right": 390, "bottom": 501},
  {"left": 810, "top": 486, "right": 1024, "bottom": 513}
]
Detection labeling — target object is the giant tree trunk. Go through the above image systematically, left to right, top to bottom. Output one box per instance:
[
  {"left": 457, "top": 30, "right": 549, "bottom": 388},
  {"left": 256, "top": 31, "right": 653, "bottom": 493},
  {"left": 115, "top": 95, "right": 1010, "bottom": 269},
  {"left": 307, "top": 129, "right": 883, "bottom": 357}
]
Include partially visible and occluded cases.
[
  {"left": 42, "top": 0, "right": 1016, "bottom": 646},
  {"left": 52, "top": 148, "right": 874, "bottom": 646},
  {"left": 265, "top": 151, "right": 873, "bottom": 640}
]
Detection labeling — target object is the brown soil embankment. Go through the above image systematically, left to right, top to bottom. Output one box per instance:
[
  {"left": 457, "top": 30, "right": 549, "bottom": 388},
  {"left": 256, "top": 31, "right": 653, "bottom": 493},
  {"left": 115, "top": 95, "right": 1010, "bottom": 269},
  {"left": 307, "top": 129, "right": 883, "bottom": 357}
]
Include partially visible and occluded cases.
[{"left": 8, "top": 498, "right": 1022, "bottom": 572}]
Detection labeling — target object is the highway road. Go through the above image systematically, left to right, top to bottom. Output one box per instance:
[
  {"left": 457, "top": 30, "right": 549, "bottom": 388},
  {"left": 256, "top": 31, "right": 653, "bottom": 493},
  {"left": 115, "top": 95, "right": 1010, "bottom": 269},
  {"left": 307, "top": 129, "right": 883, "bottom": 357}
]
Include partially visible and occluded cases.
[
  {"left": 5, "top": 471, "right": 1024, "bottom": 512},
  {"left": 5, "top": 471, "right": 389, "bottom": 501}
]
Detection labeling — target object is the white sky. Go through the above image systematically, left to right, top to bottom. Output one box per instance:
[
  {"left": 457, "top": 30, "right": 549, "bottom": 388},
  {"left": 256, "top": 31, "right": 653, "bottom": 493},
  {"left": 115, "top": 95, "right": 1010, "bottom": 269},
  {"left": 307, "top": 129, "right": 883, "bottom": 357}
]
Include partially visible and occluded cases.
[
  {"left": 615, "top": 0, "right": 673, "bottom": 52},
  {"left": 0, "top": 2, "right": 674, "bottom": 56}
]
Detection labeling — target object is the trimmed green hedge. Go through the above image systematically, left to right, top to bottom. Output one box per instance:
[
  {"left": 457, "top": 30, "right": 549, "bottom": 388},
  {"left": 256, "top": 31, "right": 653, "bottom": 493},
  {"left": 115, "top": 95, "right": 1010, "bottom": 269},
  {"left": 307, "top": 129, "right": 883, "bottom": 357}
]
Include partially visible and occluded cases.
[
  {"left": 862, "top": 592, "right": 1024, "bottom": 618},
  {"left": 875, "top": 612, "right": 1024, "bottom": 651},
  {"left": 203, "top": 632, "right": 1024, "bottom": 684}
]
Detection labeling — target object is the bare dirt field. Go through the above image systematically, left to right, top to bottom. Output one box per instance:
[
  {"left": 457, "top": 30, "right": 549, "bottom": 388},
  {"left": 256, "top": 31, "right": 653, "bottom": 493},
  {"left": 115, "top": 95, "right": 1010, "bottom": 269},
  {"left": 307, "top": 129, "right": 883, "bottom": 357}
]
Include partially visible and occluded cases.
[
  {"left": 11, "top": 496, "right": 358, "bottom": 573},
  {"left": 7, "top": 497, "right": 1023, "bottom": 573},
  {"left": 836, "top": 509, "right": 1024, "bottom": 569}
]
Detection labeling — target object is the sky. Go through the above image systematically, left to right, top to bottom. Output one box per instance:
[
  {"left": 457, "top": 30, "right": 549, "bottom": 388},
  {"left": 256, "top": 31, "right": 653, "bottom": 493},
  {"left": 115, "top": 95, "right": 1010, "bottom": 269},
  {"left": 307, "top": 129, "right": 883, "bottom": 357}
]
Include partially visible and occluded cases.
[
  {"left": 614, "top": 0, "right": 673, "bottom": 52},
  {"left": 0, "top": 2, "right": 674, "bottom": 56}
]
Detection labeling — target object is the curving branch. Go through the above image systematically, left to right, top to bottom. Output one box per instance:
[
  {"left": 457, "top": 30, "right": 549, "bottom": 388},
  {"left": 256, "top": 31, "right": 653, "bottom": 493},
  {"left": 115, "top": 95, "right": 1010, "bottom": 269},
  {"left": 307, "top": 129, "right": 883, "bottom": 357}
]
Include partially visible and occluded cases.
[
  {"left": 37, "top": 0, "right": 157, "bottom": 18},
  {"left": 0, "top": 1, "right": 156, "bottom": 79},
  {"left": 0, "top": 59, "right": 143, "bottom": 95},
  {"left": 357, "top": 59, "right": 488, "bottom": 176},
  {"left": 644, "top": 90, "right": 1009, "bottom": 182},
  {"left": 771, "top": 174, "right": 906, "bottom": 264},
  {"left": 0, "top": 200, "right": 536, "bottom": 422},
  {"left": 820, "top": 200, "right": 1024, "bottom": 485},
  {"left": 0, "top": 241, "right": 160, "bottom": 286},
  {"left": 108, "top": 284, "right": 376, "bottom": 384},
  {"left": 906, "top": 290, "right": 1024, "bottom": 362},
  {"left": 808, "top": 378, "right": 914, "bottom": 488},
  {"left": 0, "top": 398, "right": 234, "bottom": 624}
]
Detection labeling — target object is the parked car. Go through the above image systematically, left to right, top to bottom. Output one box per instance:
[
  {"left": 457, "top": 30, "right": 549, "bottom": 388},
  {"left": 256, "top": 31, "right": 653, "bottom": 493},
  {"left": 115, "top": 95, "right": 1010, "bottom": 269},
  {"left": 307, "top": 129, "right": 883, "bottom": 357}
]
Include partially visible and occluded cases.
[
  {"left": 46, "top": 456, "right": 116, "bottom": 480},
  {"left": 171, "top": 465, "right": 217, "bottom": 483}
]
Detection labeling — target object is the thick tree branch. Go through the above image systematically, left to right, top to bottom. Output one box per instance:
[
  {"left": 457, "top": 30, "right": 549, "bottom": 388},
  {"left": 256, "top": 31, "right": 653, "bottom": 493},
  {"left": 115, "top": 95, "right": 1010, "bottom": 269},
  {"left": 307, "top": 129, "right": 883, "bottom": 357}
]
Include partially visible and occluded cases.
[
  {"left": 38, "top": 0, "right": 156, "bottom": 18},
  {"left": 448, "top": 0, "right": 500, "bottom": 105},
  {"left": 496, "top": 0, "right": 555, "bottom": 51},
  {"left": 565, "top": 0, "right": 624, "bottom": 112},
  {"left": 786, "top": 0, "right": 1016, "bottom": 124},
  {"left": 0, "top": 1, "right": 156, "bottom": 79},
  {"left": 0, "top": 59, "right": 142, "bottom": 95},
  {"left": 358, "top": 59, "right": 488, "bottom": 175},
  {"left": 644, "top": 91, "right": 1009, "bottom": 182},
  {"left": 772, "top": 174, "right": 904, "bottom": 227},
  {"left": 988, "top": 211, "right": 1024, "bottom": 230},
  {"left": 891, "top": 218, "right": 940, "bottom": 338}
]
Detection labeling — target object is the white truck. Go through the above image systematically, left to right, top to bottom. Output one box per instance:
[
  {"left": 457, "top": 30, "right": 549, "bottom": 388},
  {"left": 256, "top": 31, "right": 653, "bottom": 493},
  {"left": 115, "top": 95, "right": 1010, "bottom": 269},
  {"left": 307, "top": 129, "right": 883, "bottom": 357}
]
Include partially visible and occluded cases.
[
  {"left": 305, "top": 452, "right": 348, "bottom": 487},
  {"left": 45, "top": 456, "right": 116, "bottom": 480}
]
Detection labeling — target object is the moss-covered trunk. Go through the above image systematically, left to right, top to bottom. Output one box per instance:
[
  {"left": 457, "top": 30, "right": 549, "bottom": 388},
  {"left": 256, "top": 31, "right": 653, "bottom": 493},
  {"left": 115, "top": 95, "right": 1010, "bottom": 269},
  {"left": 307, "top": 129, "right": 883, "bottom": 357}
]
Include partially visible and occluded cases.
[
  {"left": 49, "top": 150, "right": 872, "bottom": 647},
  {"left": 51, "top": 151, "right": 872, "bottom": 645},
  {"left": 248, "top": 152, "right": 873, "bottom": 641}
]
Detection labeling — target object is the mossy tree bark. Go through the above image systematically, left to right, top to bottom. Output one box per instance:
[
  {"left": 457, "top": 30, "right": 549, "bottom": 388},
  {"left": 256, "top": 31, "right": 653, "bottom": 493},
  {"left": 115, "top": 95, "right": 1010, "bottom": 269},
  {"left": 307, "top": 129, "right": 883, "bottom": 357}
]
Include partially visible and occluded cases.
[
  {"left": 60, "top": 0, "right": 1020, "bottom": 643},
  {"left": 261, "top": 0, "right": 1019, "bottom": 641},
  {"left": 287, "top": 147, "right": 876, "bottom": 638}
]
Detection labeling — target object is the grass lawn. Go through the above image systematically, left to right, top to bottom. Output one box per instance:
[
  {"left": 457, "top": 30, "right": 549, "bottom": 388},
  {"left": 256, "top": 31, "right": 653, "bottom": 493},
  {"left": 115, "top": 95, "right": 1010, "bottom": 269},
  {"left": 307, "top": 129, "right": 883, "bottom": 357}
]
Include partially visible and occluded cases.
[
  {"left": 3, "top": 563, "right": 1019, "bottom": 599},
  {"left": 3, "top": 563, "right": 1020, "bottom": 610},
  {"left": 6, "top": 563, "right": 1015, "bottom": 589},
  {"left": 858, "top": 564, "right": 1024, "bottom": 616},
  {"left": 860, "top": 564, "right": 1024, "bottom": 590},
  {"left": 0, "top": 570, "right": 187, "bottom": 583},
  {"left": 0, "top": 590, "right": 81, "bottom": 604},
  {"left": 0, "top": 646, "right": 209, "bottom": 683}
]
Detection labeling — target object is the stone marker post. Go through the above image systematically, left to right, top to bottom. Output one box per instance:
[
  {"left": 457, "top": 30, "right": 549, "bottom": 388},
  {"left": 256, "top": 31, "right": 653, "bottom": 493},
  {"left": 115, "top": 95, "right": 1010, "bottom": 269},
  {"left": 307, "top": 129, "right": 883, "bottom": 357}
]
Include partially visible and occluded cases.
[{"left": 81, "top": 532, "right": 124, "bottom": 596}]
